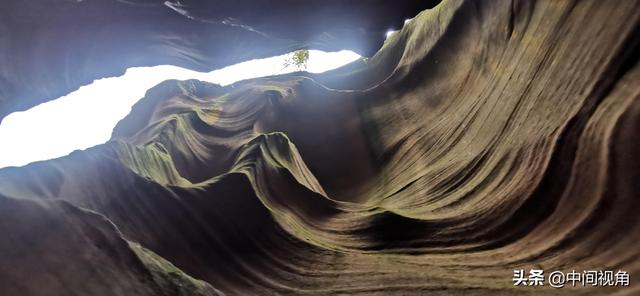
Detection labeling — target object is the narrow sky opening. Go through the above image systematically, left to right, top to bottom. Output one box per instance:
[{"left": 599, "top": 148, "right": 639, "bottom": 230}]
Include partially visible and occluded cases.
[{"left": 0, "top": 50, "right": 360, "bottom": 169}]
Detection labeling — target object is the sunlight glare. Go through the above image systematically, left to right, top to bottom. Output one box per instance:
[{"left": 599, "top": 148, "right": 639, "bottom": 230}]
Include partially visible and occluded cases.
[{"left": 0, "top": 50, "right": 360, "bottom": 168}]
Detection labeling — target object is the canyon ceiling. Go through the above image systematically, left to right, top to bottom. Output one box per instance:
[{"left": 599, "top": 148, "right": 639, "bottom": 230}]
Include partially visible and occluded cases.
[{"left": 0, "top": 0, "right": 439, "bottom": 120}]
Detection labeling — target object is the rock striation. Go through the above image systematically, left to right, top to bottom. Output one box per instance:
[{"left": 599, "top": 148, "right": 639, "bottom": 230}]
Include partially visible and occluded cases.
[{"left": 1, "top": 0, "right": 639, "bottom": 295}]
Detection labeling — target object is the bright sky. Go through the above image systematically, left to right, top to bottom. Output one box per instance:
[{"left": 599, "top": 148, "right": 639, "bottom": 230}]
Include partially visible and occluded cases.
[{"left": 0, "top": 50, "right": 360, "bottom": 168}]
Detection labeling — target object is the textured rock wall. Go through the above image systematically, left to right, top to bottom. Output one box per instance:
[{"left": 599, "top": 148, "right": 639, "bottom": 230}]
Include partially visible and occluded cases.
[{"left": 0, "top": 0, "right": 639, "bottom": 295}]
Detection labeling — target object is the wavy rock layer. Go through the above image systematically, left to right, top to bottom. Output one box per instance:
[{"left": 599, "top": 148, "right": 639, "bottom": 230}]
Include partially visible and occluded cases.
[{"left": 1, "top": 0, "right": 639, "bottom": 295}]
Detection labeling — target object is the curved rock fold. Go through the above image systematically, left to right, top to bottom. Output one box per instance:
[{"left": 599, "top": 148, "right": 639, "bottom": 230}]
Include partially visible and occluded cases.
[{"left": 0, "top": 0, "right": 639, "bottom": 294}]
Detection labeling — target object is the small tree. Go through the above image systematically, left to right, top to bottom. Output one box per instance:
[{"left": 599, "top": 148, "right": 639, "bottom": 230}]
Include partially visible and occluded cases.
[{"left": 282, "top": 49, "right": 309, "bottom": 71}]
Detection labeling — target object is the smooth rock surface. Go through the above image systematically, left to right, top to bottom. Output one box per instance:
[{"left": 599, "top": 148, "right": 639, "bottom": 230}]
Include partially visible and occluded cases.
[{"left": 0, "top": 0, "right": 639, "bottom": 295}]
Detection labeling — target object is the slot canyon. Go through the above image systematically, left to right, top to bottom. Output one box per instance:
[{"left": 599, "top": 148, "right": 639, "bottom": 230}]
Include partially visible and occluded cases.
[{"left": 0, "top": 0, "right": 638, "bottom": 295}]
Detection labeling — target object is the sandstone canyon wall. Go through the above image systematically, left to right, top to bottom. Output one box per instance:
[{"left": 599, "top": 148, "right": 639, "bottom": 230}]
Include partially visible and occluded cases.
[{"left": 0, "top": 0, "right": 639, "bottom": 295}]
